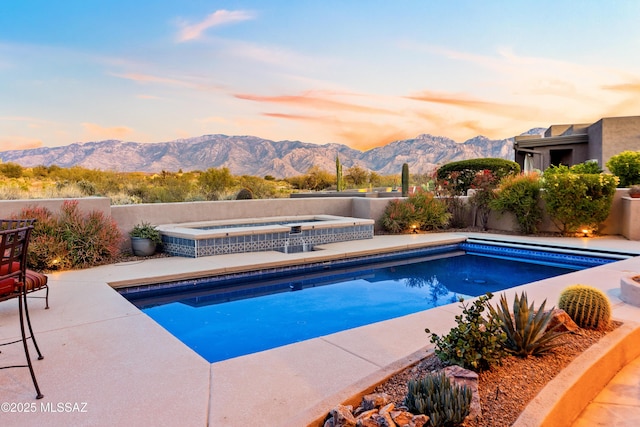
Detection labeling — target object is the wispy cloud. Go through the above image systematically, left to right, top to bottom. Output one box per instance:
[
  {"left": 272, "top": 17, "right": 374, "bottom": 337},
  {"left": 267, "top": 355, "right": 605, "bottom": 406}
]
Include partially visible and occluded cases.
[
  {"left": 177, "top": 10, "right": 256, "bottom": 42},
  {"left": 111, "top": 72, "right": 196, "bottom": 88},
  {"left": 602, "top": 81, "right": 640, "bottom": 93},
  {"left": 406, "top": 90, "right": 539, "bottom": 119},
  {"left": 234, "top": 91, "right": 396, "bottom": 115},
  {"left": 261, "top": 111, "right": 413, "bottom": 150},
  {"left": 82, "top": 123, "right": 134, "bottom": 141},
  {"left": 0, "top": 136, "right": 43, "bottom": 151}
]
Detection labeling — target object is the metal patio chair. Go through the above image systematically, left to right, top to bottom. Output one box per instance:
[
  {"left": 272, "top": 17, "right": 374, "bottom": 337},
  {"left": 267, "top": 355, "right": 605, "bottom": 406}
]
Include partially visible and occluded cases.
[
  {"left": 0, "top": 219, "right": 49, "bottom": 309},
  {"left": 0, "top": 224, "right": 44, "bottom": 399}
]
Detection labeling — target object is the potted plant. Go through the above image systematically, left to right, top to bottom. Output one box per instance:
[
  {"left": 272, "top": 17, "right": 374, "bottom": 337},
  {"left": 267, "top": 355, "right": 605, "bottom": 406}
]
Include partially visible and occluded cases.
[
  {"left": 628, "top": 185, "right": 640, "bottom": 198},
  {"left": 129, "top": 221, "right": 162, "bottom": 256}
]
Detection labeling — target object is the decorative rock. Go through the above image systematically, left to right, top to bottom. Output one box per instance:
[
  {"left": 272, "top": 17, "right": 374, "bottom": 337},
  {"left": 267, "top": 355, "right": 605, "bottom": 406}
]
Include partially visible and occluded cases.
[
  {"left": 547, "top": 308, "right": 580, "bottom": 332},
  {"left": 443, "top": 365, "right": 481, "bottom": 420},
  {"left": 362, "top": 393, "right": 390, "bottom": 410},
  {"left": 378, "top": 403, "right": 395, "bottom": 415},
  {"left": 327, "top": 404, "right": 357, "bottom": 427},
  {"left": 355, "top": 409, "right": 378, "bottom": 421},
  {"left": 390, "top": 410, "right": 413, "bottom": 426},
  {"left": 411, "top": 414, "right": 430, "bottom": 427},
  {"left": 356, "top": 416, "right": 380, "bottom": 427}
]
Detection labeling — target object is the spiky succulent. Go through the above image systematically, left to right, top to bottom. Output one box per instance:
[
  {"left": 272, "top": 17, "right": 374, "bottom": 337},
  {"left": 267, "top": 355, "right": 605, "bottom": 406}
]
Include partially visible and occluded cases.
[
  {"left": 489, "top": 292, "right": 566, "bottom": 357},
  {"left": 404, "top": 371, "right": 472, "bottom": 426}
]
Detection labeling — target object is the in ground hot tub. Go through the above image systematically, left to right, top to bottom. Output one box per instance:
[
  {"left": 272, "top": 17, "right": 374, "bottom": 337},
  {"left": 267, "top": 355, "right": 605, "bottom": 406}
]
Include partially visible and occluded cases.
[{"left": 157, "top": 215, "right": 374, "bottom": 258}]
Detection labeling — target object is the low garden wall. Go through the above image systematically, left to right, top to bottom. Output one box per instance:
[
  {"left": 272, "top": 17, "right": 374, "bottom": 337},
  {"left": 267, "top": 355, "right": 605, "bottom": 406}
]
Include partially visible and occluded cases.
[{"left": 0, "top": 188, "right": 637, "bottom": 253}]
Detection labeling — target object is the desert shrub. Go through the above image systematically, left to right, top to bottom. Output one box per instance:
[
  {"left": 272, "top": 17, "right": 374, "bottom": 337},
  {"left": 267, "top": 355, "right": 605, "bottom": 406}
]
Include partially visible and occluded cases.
[
  {"left": 606, "top": 150, "right": 640, "bottom": 187},
  {"left": 436, "top": 158, "right": 520, "bottom": 195},
  {"left": 542, "top": 167, "right": 618, "bottom": 234},
  {"left": 468, "top": 170, "right": 499, "bottom": 230},
  {"left": 490, "top": 173, "right": 543, "bottom": 234},
  {"left": 235, "top": 188, "right": 254, "bottom": 200},
  {"left": 407, "top": 190, "right": 451, "bottom": 231},
  {"left": 379, "top": 199, "right": 415, "bottom": 233},
  {"left": 16, "top": 201, "right": 122, "bottom": 270},
  {"left": 57, "top": 201, "right": 123, "bottom": 268},
  {"left": 14, "top": 206, "right": 71, "bottom": 271},
  {"left": 558, "top": 285, "right": 611, "bottom": 330},
  {"left": 489, "top": 292, "right": 566, "bottom": 357},
  {"left": 426, "top": 293, "right": 507, "bottom": 372},
  {"left": 404, "top": 371, "right": 472, "bottom": 426}
]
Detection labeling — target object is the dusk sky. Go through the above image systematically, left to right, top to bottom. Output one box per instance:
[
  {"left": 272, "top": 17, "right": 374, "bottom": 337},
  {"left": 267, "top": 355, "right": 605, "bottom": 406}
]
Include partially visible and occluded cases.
[{"left": 2, "top": 1, "right": 640, "bottom": 152}]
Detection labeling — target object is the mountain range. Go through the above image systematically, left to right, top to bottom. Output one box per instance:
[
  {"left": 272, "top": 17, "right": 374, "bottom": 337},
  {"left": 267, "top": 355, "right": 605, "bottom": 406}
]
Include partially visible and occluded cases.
[{"left": 0, "top": 129, "right": 545, "bottom": 177}]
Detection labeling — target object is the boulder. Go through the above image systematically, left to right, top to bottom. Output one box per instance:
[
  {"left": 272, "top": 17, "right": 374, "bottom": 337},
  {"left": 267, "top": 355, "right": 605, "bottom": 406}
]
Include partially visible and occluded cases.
[{"left": 547, "top": 308, "right": 580, "bottom": 333}]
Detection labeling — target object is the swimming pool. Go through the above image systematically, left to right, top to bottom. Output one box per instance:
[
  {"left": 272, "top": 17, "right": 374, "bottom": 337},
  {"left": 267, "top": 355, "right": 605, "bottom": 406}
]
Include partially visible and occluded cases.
[{"left": 120, "top": 243, "right": 618, "bottom": 363}]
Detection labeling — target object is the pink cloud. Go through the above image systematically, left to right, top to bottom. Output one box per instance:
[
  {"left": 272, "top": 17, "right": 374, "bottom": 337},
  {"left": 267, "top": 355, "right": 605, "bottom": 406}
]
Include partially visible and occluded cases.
[
  {"left": 177, "top": 10, "right": 256, "bottom": 42},
  {"left": 82, "top": 123, "right": 134, "bottom": 141},
  {"left": 0, "top": 136, "right": 43, "bottom": 151}
]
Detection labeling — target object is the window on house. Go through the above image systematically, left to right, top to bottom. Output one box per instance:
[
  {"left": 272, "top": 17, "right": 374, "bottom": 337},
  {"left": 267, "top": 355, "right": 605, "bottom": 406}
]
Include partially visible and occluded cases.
[{"left": 550, "top": 149, "right": 573, "bottom": 167}]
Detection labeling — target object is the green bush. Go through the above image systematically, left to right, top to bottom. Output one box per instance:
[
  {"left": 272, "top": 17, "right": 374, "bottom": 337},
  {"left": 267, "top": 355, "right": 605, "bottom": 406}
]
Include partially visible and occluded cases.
[
  {"left": 606, "top": 150, "right": 640, "bottom": 187},
  {"left": 436, "top": 158, "right": 520, "bottom": 195},
  {"left": 570, "top": 160, "right": 602, "bottom": 174},
  {"left": 542, "top": 167, "right": 618, "bottom": 234},
  {"left": 490, "top": 173, "right": 543, "bottom": 234},
  {"left": 558, "top": 285, "right": 611, "bottom": 330},
  {"left": 489, "top": 292, "right": 566, "bottom": 357},
  {"left": 426, "top": 293, "right": 507, "bottom": 372},
  {"left": 404, "top": 371, "right": 472, "bottom": 426}
]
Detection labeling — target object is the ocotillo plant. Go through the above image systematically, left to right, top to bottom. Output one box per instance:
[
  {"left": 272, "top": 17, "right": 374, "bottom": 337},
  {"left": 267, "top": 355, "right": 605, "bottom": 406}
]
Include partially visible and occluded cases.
[{"left": 402, "top": 163, "right": 409, "bottom": 196}]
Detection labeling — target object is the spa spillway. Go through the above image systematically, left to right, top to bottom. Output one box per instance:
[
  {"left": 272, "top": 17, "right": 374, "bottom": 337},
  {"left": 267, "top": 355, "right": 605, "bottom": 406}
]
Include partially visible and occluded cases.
[{"left": 157, "top": 215, "right": 375, "bottom": 258}]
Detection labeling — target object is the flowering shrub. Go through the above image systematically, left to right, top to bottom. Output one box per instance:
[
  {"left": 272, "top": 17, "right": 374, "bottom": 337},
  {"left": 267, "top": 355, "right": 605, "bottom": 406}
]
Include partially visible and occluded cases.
[{"left": 542, "top": 166, "right": 618, "bottom": 234}]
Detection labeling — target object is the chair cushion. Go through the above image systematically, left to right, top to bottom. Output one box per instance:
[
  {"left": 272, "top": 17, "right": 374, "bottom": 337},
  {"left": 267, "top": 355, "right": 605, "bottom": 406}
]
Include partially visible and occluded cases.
[
  {"left": 0, "top": 261, "right": 22, "bottom": 275},
  {"left": 25, "top": 270, "right": 48, "bottom": 292},
  {"left": 0, "top": 277, "right": 16, "bottom": 296}
]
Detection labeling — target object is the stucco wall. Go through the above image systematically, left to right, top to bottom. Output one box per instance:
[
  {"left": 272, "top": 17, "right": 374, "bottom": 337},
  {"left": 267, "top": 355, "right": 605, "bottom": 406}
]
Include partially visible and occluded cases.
[
  {"left": 601, "top": 116, "right": 640, "bottom": 167},
  {"left": 0, "top": 190, "right": 635, "bottom": 251},
  {"left": 0, "top": 197, "right": 112, "bottom": 218},
  {"left": 621, "top": 197, "right": 640, "bottom": 240}
]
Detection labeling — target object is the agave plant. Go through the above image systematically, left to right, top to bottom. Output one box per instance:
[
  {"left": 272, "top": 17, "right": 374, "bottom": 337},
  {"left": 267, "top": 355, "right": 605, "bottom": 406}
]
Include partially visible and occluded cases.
[{"left": 489, "top": 292, "right": 567, "bottom": 357}]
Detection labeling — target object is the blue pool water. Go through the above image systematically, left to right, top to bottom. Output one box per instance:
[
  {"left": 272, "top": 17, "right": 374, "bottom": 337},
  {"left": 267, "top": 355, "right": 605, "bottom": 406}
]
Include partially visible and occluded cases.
[{"left": 122, "top": 244, "right": 616, "bottom": 363}]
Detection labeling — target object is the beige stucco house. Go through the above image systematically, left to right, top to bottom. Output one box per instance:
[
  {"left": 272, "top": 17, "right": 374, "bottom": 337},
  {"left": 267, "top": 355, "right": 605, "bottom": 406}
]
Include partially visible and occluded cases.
[{"left": 514, "top": 115, "right": 640, "bottom": 172}]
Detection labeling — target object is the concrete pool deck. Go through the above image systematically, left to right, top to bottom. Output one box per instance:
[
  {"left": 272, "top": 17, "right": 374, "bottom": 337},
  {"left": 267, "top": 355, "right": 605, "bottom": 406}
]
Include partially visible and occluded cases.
[{"left": 0, "top": 232, "right": 639, "bottom": 426}]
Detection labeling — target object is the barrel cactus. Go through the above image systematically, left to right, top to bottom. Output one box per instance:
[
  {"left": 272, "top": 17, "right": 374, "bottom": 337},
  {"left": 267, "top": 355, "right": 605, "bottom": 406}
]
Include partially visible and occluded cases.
[{"left": 558, "top": 285, "right": 611, "bottom": 330}]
